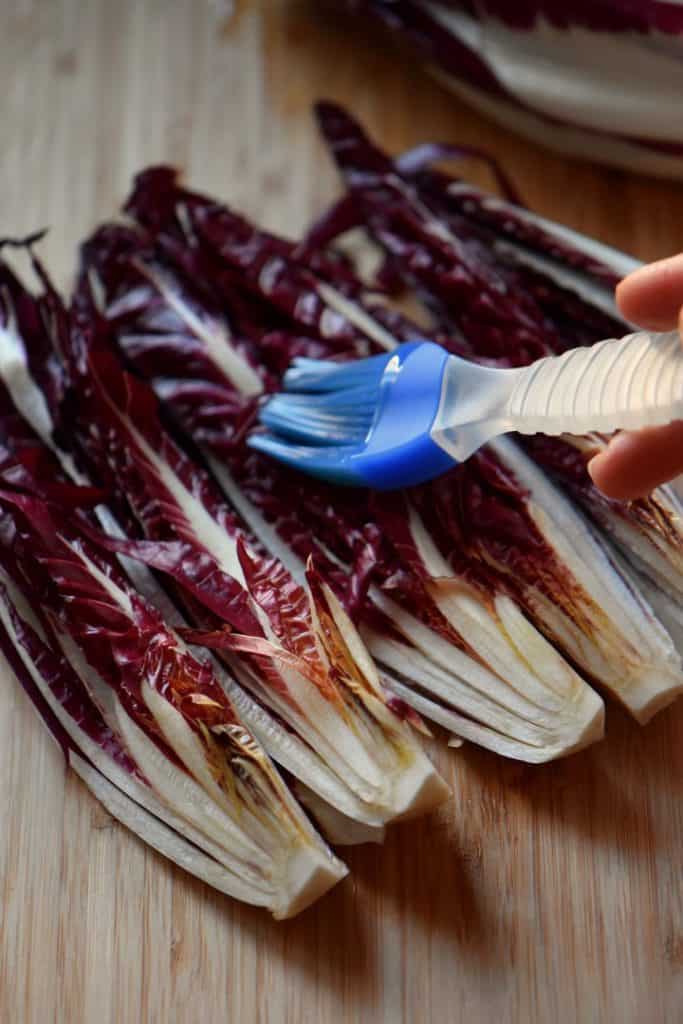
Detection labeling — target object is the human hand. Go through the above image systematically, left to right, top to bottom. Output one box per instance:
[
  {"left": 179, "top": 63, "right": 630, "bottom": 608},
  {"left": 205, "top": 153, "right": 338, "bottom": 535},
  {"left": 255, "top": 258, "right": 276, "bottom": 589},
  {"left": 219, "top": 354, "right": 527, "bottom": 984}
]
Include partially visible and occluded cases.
[{"left": 588, "top": 254, "right": 683, "bottom": 500}]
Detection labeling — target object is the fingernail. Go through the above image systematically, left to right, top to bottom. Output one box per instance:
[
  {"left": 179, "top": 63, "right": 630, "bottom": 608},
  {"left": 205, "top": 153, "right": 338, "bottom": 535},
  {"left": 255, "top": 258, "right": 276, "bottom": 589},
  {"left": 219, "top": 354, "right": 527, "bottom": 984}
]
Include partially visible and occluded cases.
[
  {"left": 587, "top": 433, "right": 631, "bottom": 483},
  {"left": 586, "top": 452, "right": 602, "bottom": 484}
]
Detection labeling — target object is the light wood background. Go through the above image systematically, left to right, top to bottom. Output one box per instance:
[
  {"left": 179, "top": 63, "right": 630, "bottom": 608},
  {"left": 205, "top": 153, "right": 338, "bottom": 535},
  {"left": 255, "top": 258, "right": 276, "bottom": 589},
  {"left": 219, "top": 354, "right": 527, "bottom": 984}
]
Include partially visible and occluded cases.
[{"left": 1, "top": 2, "right": 682, "bottom": 1021}]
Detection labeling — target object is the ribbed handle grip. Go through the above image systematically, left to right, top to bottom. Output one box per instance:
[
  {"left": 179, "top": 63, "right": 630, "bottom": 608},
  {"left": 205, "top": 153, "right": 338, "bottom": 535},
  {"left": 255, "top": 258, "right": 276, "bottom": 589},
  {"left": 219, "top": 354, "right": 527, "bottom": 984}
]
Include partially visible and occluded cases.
[{"left": 505, "top": 330, "right": 683, "bottom": 436}]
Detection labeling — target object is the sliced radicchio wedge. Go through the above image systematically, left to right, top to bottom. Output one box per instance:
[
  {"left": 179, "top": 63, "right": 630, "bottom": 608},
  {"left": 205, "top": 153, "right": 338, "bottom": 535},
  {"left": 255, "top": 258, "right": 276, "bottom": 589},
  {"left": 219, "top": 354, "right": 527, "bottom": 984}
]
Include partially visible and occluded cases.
[
  {"left": 338, "top": 1, "right": 683, "bottom": 181},
  {"left": 310, "top": 102, "right": 683, "bottom": 722},
  {"left": 331, "top": 102, "right": 683, "bottom": 680},
  {"left": 410, "top": 186, "right": 683, "bottom": 648},
  {"left": 76, "top": 195, "right": 605, "bottom": 763},
  {"left": 5, "top": 257, "right": 448, "bottom": 832},
  {"left": 0, "top": 262, "right": 381, "bottom": 864},
  {"left": 0, "top": 436, "right": 346, "bottom": 918},
  {"left": 0, "top": 552, "right": 317, "bottom": 908}
]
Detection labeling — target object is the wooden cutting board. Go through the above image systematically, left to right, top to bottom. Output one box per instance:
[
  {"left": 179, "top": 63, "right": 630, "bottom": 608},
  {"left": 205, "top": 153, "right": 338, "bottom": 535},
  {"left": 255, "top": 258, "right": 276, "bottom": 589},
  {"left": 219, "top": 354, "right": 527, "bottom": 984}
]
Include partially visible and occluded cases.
[{"left": 1, "top": 3, "right": 682, "bottom": 1021}]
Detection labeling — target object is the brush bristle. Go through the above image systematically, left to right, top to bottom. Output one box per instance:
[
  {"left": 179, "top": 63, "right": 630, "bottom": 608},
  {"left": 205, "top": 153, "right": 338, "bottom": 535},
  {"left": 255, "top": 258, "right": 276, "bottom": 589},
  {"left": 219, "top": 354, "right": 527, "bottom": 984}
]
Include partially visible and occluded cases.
[
  {"left": 283, "top": 351, "right": 392, "bottom": 394},
  {"left": 261, "top": 386, "right": 375, "bottom": 445}
]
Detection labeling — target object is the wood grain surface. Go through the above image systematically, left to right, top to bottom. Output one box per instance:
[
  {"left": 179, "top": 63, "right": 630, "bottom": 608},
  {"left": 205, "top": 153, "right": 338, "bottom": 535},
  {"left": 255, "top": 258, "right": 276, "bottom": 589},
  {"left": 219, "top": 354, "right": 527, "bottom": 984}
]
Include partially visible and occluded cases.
[{"left": 1, "top": 2, "right": 682, "bottom": 1021}]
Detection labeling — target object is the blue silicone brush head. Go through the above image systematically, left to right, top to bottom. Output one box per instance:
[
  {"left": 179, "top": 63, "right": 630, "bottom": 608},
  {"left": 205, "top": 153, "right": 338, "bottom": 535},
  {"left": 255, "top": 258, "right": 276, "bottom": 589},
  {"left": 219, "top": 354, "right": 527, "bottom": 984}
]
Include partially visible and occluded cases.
[{"left": 250, "top": 341, "right": 457, "bottom": 489}]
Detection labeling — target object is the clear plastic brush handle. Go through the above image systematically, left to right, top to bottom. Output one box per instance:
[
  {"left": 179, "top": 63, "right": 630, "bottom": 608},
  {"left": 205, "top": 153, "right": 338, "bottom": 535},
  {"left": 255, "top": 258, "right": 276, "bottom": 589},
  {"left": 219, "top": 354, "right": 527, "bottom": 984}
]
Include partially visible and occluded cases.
[
  {"left": 507, "top": 329, "right": 683, "bottom": 434},
  {"left": 431, "top": 330, "right": 683, "bottom": 462}
]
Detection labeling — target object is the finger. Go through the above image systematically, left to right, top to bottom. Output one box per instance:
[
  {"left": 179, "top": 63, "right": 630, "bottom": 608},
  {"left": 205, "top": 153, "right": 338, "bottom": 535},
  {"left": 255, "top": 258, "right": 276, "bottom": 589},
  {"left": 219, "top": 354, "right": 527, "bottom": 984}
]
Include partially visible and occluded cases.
[
  {"left": 616, "top": 253, "right": 683, "bottom": 331},
  {"left": 588, "top": 421, "right": 683, "bottom": 500}
]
